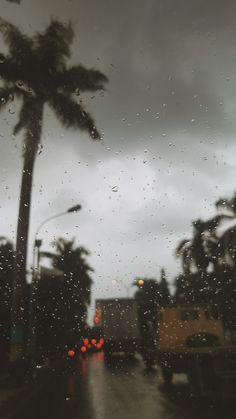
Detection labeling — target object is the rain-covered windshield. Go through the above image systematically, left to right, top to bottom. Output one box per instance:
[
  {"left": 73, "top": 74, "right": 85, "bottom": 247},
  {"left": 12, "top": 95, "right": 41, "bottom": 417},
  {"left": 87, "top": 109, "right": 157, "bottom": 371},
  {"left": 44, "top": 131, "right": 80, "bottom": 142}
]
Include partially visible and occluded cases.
[{"left": 0, "top": 1, "right": 236, "bottom": 418}]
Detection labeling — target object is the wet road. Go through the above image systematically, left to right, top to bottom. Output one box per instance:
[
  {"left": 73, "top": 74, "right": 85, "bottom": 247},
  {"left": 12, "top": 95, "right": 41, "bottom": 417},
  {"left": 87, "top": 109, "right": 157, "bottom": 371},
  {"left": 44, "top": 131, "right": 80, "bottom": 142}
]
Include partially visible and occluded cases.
[{"left": 21, "top": 352, "right": 235, "bottom": 419}]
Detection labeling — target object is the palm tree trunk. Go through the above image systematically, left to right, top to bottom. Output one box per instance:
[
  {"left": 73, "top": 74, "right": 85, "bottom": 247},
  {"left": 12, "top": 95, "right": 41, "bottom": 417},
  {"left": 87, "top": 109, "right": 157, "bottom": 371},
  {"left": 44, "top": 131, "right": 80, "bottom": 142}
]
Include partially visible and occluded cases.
[{"left": 11, "top": 102, "right": 43, "bottom": 361}]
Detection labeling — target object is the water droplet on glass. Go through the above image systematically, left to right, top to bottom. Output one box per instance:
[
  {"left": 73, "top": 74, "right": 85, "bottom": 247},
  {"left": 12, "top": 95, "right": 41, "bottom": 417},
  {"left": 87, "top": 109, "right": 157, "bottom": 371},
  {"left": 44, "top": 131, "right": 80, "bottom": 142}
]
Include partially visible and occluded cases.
[
  {"left": 0, "top": 54, "right": 5, "bottom": 64},
  {"left": 16, "top": 80, "right": 24, "bottom": 89},
  {"left": 75, "top": 88, "right": 80, "bottom": 96},
  {"left": 191, "top": 118, "right": 195, "bottom": 123},
  {"left": 37, "top": 144, "right": 43, "bottom": 155},
  {"left": 144, "top": 149, "right": 148, "bottom": 153},
  {"left": 112, "top": 186, "right": 119, "bottom": 192}
]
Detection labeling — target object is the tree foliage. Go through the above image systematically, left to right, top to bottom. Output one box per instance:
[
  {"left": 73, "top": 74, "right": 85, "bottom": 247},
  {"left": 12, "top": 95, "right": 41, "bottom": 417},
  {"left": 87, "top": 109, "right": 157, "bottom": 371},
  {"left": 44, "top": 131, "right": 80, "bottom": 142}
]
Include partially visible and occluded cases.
[
  {"left": 0, "top": 19, "right": 107, "bottom": 334},
  {"left": 174, "top": 193, "right": 236, "bottom": 330},
  {"left": 0, "top": 237, "right": 14, "bottom": 364},
  {"left": 36, "top": 237, "right": 93, "bottom": 355}
]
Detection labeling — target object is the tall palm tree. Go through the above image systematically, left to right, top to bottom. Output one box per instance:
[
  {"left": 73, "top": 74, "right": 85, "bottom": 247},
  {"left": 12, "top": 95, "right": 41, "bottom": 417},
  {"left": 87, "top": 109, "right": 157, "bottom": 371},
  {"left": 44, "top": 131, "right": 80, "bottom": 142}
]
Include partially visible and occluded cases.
[
  {"left": 0, "top": 18, "right": 107, "bottom": 348},
  {"left": 50, "top": 237, "right": 93, "bottom": 342},
  {"left": 53, "top": 237, "right": 93, "bottom": 309}
]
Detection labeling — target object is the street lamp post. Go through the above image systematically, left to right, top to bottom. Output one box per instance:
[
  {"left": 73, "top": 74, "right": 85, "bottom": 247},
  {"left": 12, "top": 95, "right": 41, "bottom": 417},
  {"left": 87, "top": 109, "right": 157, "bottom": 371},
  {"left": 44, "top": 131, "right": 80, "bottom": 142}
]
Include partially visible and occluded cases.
[{"left": 28, "top": 204, "right": 81, "bottom": 370}]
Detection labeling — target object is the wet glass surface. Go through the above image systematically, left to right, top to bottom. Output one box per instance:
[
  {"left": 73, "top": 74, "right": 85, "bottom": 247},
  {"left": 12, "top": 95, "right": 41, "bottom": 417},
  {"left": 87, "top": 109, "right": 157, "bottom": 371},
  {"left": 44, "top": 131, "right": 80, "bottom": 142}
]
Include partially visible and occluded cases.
[{"left": 1, "top": 1, "right": 236, "bottom": 418}]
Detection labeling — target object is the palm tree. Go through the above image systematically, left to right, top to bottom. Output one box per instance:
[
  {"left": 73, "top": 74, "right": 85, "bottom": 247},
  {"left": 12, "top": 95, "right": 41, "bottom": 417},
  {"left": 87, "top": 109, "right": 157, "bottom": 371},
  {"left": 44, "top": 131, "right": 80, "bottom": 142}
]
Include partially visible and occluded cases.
[
  {"left": 0, "top": 18, "right": 107, "bottom": 348},
  {"left": 216, "top": 194, "right": 236, "bottom": 268},
  {"left": 176, "top": 216, "right": 228, "bottom": 276},
  {"left": 175, "top": 219, "right": 209, "bottom": 276},
  {"left": 51, "top": 237, "right": 93, "bottom": 343},
  {"left": 53, "top": 237, "right": 93, "bottom": 306},
  {"left": 175, "top": 238, "right": 194, "bottom": 274}
]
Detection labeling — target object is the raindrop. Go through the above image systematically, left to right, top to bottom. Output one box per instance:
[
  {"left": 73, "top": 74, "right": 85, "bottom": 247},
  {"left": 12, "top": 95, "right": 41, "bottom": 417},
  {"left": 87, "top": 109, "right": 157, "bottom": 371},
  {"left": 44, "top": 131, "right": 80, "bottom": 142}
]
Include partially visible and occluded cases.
[
  {"left": 0, "top": 54, "right": 5, "bottom": 64},
  {"left": 16, "top": 80, "right": 24, "bottom": 89},
  {"left": 75, "top": 88, "right": 80, "bottom": 96},
  {"left": 191, "top": 118, "right": 195, "bottom": 123},
  {"left": 37, "top": 144, "right": 43, "bottom": 155},
  {"left": 144, "top": 149, "right": 148, "bottom": 153},
  {"left": 111, "top": 186, "right": 119, "bottom": 192}
]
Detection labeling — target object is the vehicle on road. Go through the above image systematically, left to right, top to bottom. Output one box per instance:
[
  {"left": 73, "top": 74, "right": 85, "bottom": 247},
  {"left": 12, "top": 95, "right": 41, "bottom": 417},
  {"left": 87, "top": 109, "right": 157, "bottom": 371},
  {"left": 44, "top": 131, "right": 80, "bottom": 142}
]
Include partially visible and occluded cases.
[
  {"left": 95, "top": 298, "right": 140, "bottom": 360},
  {"left": 156, "top": 304, "right": 236, "bottom": 396}
]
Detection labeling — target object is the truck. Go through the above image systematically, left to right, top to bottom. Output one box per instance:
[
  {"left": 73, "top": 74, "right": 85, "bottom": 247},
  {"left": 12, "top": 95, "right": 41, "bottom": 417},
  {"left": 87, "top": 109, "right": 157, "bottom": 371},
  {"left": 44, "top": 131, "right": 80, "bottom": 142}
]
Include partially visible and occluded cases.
[
  {"left": 95, "top": 298, "right": 140, "bottom": 360},
  {"left": 156, "top": 304, "right": 236, "bottom": 396}
]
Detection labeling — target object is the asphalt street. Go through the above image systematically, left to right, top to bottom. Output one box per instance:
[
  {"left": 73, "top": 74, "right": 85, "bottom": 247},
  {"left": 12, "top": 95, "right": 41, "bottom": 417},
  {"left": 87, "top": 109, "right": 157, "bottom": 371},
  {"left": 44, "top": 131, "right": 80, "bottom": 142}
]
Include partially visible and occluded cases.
[{"left": 20, "top": 352, "right": 235, "bottom": 419}]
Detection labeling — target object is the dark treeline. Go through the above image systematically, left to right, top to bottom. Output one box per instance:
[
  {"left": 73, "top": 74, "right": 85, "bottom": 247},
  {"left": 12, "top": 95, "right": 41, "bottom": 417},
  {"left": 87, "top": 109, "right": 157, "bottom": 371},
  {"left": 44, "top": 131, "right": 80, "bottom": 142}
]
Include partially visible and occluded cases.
[
  {"left": 174, "top": 192, "right": 236, "bottom": 336},
  {"left": 0, "top": 236, "right": 93, "bottom": 366},
  {"left": 0, "top": 237, "right": 14, "bottom": 365},
  {"left": 35, "top": 238, "right": 93, "bottom": 361}
]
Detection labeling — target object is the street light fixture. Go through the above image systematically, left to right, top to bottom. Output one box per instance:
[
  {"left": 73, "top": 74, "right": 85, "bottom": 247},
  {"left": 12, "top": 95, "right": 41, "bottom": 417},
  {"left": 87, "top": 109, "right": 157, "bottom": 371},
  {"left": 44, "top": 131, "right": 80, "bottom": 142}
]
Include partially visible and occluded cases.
[{"left": 29, "top": 204, "right": 82, "bottom": 368}]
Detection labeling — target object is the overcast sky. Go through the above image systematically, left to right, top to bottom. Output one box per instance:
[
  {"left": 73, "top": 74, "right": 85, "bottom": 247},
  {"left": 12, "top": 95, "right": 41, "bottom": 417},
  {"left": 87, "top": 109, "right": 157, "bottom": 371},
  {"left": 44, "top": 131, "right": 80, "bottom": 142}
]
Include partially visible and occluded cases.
[{"left": 1, "top": 0, "right": 236, "bottom": 318}]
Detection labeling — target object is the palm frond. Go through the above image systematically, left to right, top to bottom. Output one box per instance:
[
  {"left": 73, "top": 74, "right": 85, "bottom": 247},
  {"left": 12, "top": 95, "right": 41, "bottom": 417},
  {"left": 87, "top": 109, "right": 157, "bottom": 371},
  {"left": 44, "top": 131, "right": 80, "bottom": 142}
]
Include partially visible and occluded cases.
[
  {"left": 0, "top": 18, "right": 33, "bottom": 62},
  {"left": 35, "top": 20, "right": 74, "bottom": 70},
  {"left": 0, "top": 55, "right": 23, "bottom": 82},
  {"left": 59, "top": 65, "right": 108, "bottom": 93},
  {"left": 50, "top": 93, "right": 100, "bottom": 139},
  {"left": 13, "top": 96, "right": 42, "bottom": 135},
  {"left": 216, "top": 193, "right": 236, "bottom": 215},
  {"left": 204, "top": 214, "right": 233, "bottom": 233},
  {"left": 175, "top": 239, "right": 190, "bottom": 256}
]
